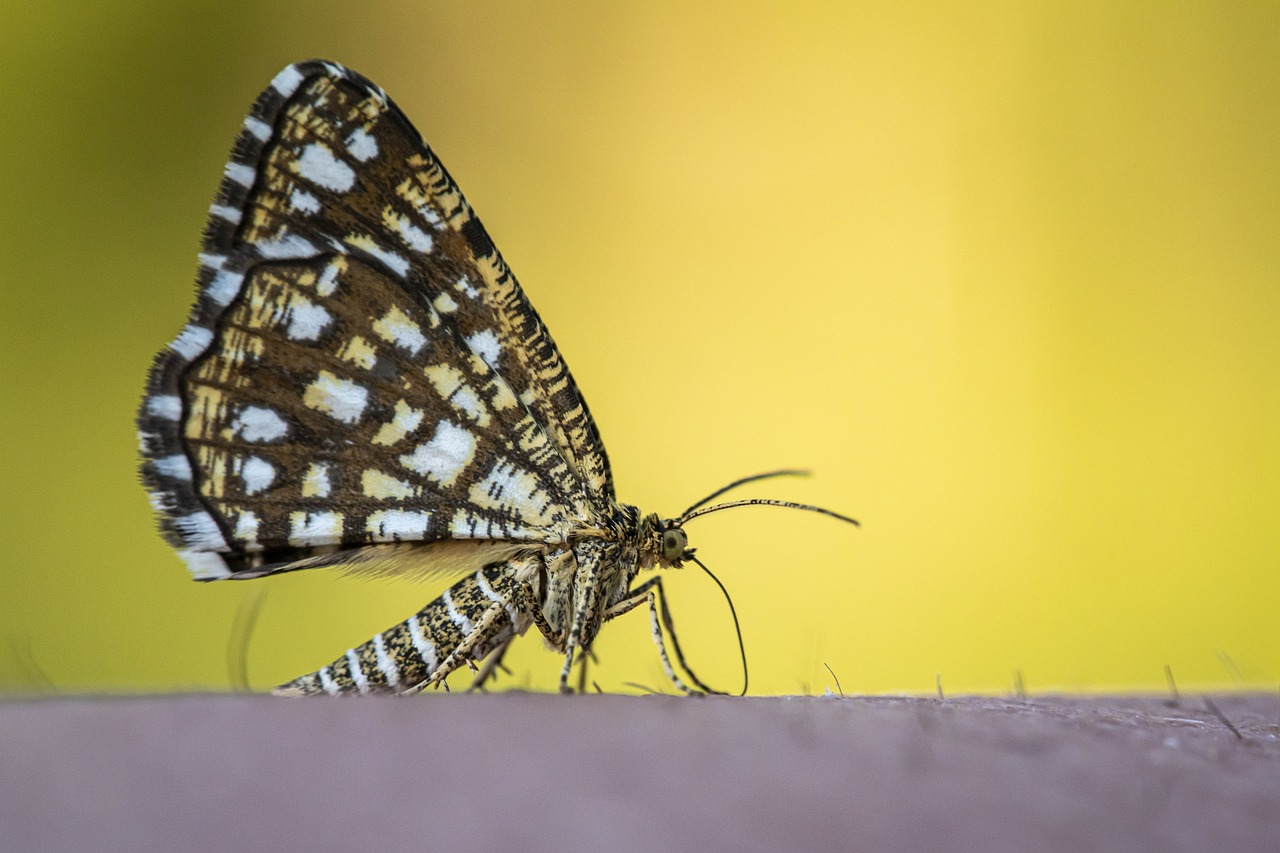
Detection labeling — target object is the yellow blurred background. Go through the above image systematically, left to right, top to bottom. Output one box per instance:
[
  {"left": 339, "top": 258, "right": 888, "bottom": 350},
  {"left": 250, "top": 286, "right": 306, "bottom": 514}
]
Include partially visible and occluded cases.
[{"left": 1, "top": 2, "right": 1276, "bottom": 696}]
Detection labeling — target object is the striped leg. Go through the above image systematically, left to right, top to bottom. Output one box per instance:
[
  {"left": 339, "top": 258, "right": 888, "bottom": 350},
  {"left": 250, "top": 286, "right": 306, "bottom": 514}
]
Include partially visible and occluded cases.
[
  {"left": 554, "top": 541, "right": 619, "bottom": 694},
  {"left": 274, "top": 560, "right": 532, "bottom": 696},
  {"left": 513, "top": 570, "right": 563, "bottom": 649},
  {"left": 558, "top": 571, "right": 602, "bottom": 694},
  {"left": 603, "top": 576, "right": 725, "bottom": 696},
  {"left": 415, "top": 593, "right": 518, "bottom": 694},
  {"left": 466, "top": 634, "right": 514, "bottom": 691}
]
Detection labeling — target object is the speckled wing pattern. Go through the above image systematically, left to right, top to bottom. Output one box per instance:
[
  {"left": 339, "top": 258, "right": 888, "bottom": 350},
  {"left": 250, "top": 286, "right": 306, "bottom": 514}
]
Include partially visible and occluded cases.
[{"left": 138, "top": 60, "right": 613, "bottom": 584}]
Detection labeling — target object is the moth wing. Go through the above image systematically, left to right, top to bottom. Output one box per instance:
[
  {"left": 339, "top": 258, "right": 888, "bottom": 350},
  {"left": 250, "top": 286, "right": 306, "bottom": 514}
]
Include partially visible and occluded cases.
[{"left": 138, "top": 61, "right": 612, "bottom": 580}]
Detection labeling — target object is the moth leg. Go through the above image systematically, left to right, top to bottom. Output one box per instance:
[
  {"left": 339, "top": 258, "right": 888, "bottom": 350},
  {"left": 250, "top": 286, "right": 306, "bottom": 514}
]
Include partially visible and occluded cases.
[
  {"left": 558, "top": 571, "right": 603, "bottom": 694},
  {"left": 604, "top": 577, "right": 725, "bottom": 696},
  {"left": 601, "top": 578, "right": 692, "bottom": 694},
  {"left": 514, "top": 579, "right": 563, "bottom": 650},
  {"left": 654, "top": 579, "right": 733, "bottom": 695},
  {"left": 510, "top": 581, "right": 593, "bottom": 694},
  {"left": 421, "top": 600, "right": 514, "bottom": 692},
  {"left": 558, "top": 630, "right": 580, "bottom": 694},
  {"left": 467, "top": 634, "right": 515, "bottom": 692},
  {"left": 576, "top": 645, "right": 593, "bottom": 695}
]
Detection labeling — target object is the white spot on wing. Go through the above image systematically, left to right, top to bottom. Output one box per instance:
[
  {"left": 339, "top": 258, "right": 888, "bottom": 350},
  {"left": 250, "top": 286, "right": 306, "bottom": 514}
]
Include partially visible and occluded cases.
[
  {"left": 271, "top": 65, "right": 306, "bottom": 97},
  {"left": 243, "top": 116, "right": 272, "bottom": 142},
  {"left": 345, "top": 127, "right": 378, "bottom": 162},
  {"left": 293, "top": 142, "right": 355, "bottom": 193},
  {"left": 224, "top": 162, "right": 255, "bottom": 187},
  {"left": 290, "top": 187, "right": 321, "bottom": 215},
  {"left": 209, "top": 204, "right": 242, "bottom": 224},
  {"left": 417, "top": 204, "right": 442, "bottom": 227},
  {"left": 386, "top": 211, "right": 434, "bottom": 253},
  {"left": 256, "top": 233, "right": 318, "bottom": 259},
  {"left": 348, "top": 234, "right": 410, "bottom": 277},
  {"left": 316, "top": 260, "right": 341, "bottom": 296},
  {"left": 206, "top": 269, "right": 245, "bottom": 307},
  {"left": 284, "top": 293, "right": 332, "bottom": 341},
  {"left": 433, "top": 293, "right": 458, "bottom": 313},
  {"left": 372, "top": 305, "right": 426, "bottom": 354},
  {"left": 170, "top": 325, "right": 213, "bottom": 360},
  {"left": 466, "top": 329, "right": 501, "bottom": 367},
  {"left": 303, "top": 371, "right": 369, "bottom": 423},
  {"left": 452, "top": 386, "right": 485, "bottom": 423},
  {"left": 146, "top": 395, "right": 182, "bottom": 421},
  {"left": 232, "top": 406, "right": 289, "bottom": 442},
  {"left": 399, "top": 420, "right": 476, "bottom": 486},
  {"left": 137, "top": 430, "right": 156, "bottom": 456},
  {"left": 152, "top": 455, "right": 192, "bottom": 481},
  {"left": 240, "top": 455, "right": 275, "bottom": 495},
  {"left": 470, "top": 459, "right": 555, "bottom": 526},
  {"left": 302, "top": 462, "right": 331, "bottom": 498},
  {"left": 367, "top": 510, "right": 431, "bottom": 542},
  {"left": 174, "top": 511, "right": 229, "bottom": 550},
  {"left": 234, "top": 511, "right": 260, "bottom": 544},
  {"left": 288, "top": 511, "right": 344, "bottom": 546},
  {"left": 179, "top": 549, "right": 231, "bottom": 580}
]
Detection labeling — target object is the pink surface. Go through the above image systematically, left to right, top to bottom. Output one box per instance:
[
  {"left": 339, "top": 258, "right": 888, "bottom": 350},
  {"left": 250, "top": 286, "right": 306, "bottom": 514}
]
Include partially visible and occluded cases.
[{"left": 2, "top": 693, "right": 1277, "bottom": 852}]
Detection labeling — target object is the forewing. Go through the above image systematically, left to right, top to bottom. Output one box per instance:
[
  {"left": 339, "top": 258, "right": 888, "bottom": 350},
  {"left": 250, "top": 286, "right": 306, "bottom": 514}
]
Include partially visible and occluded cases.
[{"left": 138, "top": 61, "right": 612, "bottom": 580}]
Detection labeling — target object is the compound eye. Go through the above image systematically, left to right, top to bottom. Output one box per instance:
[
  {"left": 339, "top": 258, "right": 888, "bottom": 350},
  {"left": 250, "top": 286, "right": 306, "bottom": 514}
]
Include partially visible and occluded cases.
[{"left": 661, "top": 527, "right": 688, "bottom": 562}]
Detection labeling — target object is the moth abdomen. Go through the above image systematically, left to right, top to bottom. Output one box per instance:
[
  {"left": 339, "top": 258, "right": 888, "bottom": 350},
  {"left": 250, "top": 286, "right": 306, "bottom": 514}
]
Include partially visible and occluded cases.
[{"left": 274, "top": 561, "right": 530, "bottom": 696}]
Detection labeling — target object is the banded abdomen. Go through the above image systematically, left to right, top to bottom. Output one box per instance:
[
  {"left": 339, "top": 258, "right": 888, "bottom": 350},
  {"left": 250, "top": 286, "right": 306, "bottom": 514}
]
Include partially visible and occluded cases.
[{"left": 274, "top": 561, "right": 532, "bottom": 696}]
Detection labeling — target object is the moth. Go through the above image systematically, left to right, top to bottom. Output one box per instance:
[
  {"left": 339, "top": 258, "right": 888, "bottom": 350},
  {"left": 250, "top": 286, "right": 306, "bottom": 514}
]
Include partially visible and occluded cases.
[{"left": 137, "top": 60, "right": 856, "bottom": 695}]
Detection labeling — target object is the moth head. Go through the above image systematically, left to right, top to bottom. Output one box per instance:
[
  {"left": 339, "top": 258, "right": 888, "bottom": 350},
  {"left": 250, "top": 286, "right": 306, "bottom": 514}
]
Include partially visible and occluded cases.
[
  {"left": 638, "top": 513, "right": 693, "bottom": 568},
  {"left": 659, "top": 520, "right": 690, "bottom": 565}
]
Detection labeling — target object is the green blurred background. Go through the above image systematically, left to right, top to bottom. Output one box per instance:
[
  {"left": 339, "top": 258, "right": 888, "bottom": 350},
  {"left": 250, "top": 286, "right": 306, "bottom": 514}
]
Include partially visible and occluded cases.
[{"left": 2, "top": 2, "right": 1276, "bottom": 696}]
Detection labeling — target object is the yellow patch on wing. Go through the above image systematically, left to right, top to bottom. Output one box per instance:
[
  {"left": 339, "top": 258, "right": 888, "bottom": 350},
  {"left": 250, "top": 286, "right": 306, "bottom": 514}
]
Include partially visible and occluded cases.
[
  {"left": 336, "top": 335, "right": 379, "bottom": 370},
  {"left": 362, "top": 468, "right": 419, "bottom": 499}
]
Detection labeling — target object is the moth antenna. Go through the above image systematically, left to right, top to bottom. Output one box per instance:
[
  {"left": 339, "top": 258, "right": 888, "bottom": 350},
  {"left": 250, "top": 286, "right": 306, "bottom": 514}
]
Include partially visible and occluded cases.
[
  {"left": 679, "top": 469, "right": 811, "bottom": 518},
  {"left": 680, "top": 498, "right": 859, "bottom": 527},
  {"left": 690, "top": 555, "right": 749, "bottom": 697}
]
